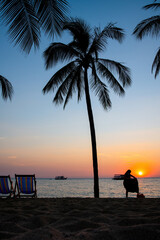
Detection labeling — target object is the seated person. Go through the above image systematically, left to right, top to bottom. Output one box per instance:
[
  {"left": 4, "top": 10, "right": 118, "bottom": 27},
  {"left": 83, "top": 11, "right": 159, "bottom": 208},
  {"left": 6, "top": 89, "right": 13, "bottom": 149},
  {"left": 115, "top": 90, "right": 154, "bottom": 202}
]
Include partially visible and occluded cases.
[{"left": 123, "top": 170, "right": 139, "bottom": 198}]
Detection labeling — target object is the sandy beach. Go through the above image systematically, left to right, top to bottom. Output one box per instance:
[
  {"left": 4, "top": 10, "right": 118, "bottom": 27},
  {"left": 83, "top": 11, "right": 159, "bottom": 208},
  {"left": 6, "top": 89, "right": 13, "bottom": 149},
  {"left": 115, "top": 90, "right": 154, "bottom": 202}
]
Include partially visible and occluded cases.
[{"left": 0, "top": 198, "right": 160, "bottom": 240}]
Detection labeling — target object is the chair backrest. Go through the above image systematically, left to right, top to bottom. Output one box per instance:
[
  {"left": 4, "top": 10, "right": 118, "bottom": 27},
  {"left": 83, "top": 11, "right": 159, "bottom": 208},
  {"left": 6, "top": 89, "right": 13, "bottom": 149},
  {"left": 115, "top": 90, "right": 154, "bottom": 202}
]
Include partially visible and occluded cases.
[
  {"left": 15, "top": 175, "right": 35, "bottom": 194},
  {"left": 0, "top": 176, "right": 12, "bottom": 194},
  {"left": 123, "top": 178, "right": 139, "bottom": 193}
]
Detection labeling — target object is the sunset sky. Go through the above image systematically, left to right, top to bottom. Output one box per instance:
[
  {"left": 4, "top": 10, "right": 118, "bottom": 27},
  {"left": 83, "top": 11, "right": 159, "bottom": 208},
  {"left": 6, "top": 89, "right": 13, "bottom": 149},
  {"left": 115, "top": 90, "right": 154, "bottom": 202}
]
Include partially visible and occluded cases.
[{"left": 0, "top": 0, "right": 160, "bottom": 178}]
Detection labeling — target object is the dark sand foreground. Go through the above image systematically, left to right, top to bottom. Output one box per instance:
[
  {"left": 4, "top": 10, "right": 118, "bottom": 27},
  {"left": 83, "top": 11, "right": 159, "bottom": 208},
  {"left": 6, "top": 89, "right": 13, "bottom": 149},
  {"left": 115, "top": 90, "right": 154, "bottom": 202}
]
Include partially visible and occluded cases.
[{"left": 0, "top": 198, "right": 160, "bottom": 240}]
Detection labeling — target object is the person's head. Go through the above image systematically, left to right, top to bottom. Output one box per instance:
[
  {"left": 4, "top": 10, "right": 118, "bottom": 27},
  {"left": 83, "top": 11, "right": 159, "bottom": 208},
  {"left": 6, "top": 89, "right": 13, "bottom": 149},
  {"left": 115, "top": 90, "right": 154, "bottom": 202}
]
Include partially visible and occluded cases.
[{"left": 125, "top": 169, "right": 131, "bottom": 175}]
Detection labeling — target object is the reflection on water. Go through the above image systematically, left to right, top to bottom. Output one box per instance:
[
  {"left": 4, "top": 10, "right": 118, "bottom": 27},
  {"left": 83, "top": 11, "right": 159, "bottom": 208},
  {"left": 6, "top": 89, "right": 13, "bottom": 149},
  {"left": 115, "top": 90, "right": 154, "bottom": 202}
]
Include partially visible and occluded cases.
[{"left": 36, "top": 178, "right": 160, "bottom": 198}]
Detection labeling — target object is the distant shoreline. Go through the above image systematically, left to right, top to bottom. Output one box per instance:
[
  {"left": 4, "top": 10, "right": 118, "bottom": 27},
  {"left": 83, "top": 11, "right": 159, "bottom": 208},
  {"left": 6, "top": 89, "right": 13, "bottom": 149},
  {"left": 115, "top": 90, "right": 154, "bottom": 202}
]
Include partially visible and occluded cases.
[{"left": 10, "top": 176, "right": 159, "bottom": 179}]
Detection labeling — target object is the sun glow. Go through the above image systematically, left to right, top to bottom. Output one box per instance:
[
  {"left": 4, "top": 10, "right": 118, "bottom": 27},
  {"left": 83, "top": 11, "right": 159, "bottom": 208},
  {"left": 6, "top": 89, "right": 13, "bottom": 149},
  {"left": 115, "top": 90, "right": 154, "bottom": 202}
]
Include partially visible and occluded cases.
[{"left": 138, "top": 171, "right": 143, "bottom": 176}]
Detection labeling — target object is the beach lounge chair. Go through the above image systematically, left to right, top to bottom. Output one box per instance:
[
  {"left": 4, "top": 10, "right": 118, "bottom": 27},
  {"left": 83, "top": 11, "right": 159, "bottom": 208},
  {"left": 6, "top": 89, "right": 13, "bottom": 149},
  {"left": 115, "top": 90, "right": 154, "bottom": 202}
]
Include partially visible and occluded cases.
[
  {"left": 15, "top": 174, "right": 37, "bottom": 198},
  {"left": 0, "top": 175, "right": 14, "bottom": 198},
  {"left": 123, "top": 178, "right": 139, "bottom": 198}
]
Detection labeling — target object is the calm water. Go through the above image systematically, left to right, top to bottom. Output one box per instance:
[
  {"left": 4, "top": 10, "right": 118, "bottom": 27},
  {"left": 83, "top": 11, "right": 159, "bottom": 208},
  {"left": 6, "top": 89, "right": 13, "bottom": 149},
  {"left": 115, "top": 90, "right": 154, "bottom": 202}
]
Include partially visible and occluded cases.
[{"left": 35, "top": 178, "right": 160, "bottom": 198}]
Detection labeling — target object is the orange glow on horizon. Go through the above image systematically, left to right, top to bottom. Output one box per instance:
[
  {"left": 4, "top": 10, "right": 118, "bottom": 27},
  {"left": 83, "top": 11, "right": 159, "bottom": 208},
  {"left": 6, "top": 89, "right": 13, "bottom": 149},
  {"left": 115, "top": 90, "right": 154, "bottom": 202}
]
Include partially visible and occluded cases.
[
  {"left": 1, "top": 139, "right": 160, "bottom": 178},
  {"left": 98, "top": 142, "right": 160, "bottom": 178},
  {"left": 130, "top": 161, "right": 154, "bottom": 178}
]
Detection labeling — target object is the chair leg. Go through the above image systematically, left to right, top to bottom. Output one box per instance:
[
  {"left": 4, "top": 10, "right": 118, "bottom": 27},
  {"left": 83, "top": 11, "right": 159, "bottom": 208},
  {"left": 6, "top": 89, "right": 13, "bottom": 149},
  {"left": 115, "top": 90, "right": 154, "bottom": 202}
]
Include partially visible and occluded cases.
[{"left": 126, "top": 191, "right": 128, "bottom": 198}]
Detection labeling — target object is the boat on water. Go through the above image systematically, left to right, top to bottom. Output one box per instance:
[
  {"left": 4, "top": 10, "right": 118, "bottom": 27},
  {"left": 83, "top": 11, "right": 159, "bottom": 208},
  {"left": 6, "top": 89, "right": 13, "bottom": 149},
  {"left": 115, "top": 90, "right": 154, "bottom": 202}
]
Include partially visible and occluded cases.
[
  {"left": 112, "top": 174, "right": 124, "bottom": 180},
  {"left": 55, "top": 176, "right": 67, "bottom": 180}
]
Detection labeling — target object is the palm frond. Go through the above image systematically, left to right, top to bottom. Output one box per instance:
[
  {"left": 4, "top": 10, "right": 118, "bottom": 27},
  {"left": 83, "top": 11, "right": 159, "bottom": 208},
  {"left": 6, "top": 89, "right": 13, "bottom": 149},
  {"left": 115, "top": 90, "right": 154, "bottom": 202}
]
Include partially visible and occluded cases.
[
  {"left": 0, "top": 0, "right": 40, "bottom": 53},
  {"left": 34, "top": 0, "right": 69, "bottom": 38},
  {"left": 143, "top": 3, "right": 160, "bottom": 10},
  {"left": 133, "top": 15, "right": 160, "bottom": 39},
  {"left": 63, "top": 18, "right": 91, "bottom": 53},
  {"left": 89, "top": 23, "right": 124, "bottom": 56},
  {"left": 102, "top": 23, "right": 125, "bottom": 43},
  {"left": 89, "top": 27, "right": 108, "bottom": 54},
  {"left": 43, "top": 42, "right": 79, "bottom": 69},
  {"left": 152, "top": 47, "right": 160, "bottom": 78},
  {"left": 98, "top": 59, "right": 131, "bottom": 87},
  {"left": 43, "top": 61, "right": 76, "bottom": 93},
  {"left": 97, "top": 61, "right": 125, "bottom": 96},
  {"left": 53, "top": 65, "right": 83, "bottom": 106},
  {"left": 76, "top": 65, "right": 84, "bottom": 102},
  {"left": 63, "top": 68, "right": 81, "bottom": 108},
  {"left": 90, "top": 68, "right": 111, "bottom": 110},
  {"left": 53, "top": 71, "right": 75, "bottom": 105},
  {"left": 0, "top": 75, "right": 14, "bottom": 101}
]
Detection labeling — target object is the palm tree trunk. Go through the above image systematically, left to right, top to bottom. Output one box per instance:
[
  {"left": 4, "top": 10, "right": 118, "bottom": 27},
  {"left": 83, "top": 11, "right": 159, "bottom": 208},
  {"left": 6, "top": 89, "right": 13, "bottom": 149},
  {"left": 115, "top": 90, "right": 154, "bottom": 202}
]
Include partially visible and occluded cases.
[{"left": 84, "top": 68, "right": 99, "bottom": 198}]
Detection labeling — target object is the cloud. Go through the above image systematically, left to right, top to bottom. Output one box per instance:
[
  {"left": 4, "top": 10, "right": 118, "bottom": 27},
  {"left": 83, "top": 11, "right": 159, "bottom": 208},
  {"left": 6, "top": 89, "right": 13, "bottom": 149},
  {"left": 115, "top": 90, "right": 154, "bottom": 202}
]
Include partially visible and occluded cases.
[{"left": 8, "top": 156, "right": 17, "bottom": 159}]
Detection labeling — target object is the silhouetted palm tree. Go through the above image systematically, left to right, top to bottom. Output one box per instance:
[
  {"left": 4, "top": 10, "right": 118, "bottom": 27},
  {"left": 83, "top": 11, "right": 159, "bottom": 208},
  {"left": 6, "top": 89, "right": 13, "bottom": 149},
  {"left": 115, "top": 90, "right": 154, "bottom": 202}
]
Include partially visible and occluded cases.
[
  {"left": 0, "top": 0, "right": 69, "bottom": 54},
  {"left": 133, "top": 0, "right": 160, "bottom": 78},
  {"left": 43, "top": 19, "right": 131, "bottom": 198},
  {"left": 0, "top": 75, "right": 13, "bottom": 101}
]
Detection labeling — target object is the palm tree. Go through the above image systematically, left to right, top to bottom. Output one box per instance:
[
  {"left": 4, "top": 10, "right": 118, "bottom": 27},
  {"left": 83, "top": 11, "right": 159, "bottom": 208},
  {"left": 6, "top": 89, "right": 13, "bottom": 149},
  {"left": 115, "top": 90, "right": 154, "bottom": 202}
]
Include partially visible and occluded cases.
[
  {"left": 0, "top": 0, "right": 69, "bottom": 54},
  {"left": 0, "top": 0, "right": 69, "bottom": 99},
  {"left": 133, "top": 0, "right": 160, "bottom": 78},
  {"left": 43, "top": 19, "right": 131, "bottom": 198},
  {"left": 0, "top": 75, "right": 13, "bottom": 101}
]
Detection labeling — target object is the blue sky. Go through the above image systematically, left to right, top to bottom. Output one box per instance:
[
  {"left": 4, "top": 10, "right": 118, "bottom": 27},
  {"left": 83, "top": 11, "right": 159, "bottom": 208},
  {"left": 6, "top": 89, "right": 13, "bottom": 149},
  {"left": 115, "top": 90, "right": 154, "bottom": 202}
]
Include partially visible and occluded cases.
[{"left": 0, "top": 0, "right": 160, "bottom": 178}]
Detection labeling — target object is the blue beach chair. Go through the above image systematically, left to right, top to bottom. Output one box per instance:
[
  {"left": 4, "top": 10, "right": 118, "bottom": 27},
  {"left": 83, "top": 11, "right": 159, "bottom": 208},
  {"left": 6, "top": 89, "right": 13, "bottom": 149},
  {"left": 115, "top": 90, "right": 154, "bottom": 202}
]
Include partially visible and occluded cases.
[
  {"left": 15, "top": 174, "right": 37, "bottom": 198},
  {"left": 0, "top": 175, "right": 14, "bottom": 198}
]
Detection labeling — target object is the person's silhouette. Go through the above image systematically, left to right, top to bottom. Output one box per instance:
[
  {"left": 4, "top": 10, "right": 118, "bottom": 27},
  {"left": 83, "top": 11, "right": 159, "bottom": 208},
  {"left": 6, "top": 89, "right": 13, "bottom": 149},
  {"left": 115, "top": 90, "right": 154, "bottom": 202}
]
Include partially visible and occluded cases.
[{"left": 123, "top": 170, "right": 139, "bottom": 198}]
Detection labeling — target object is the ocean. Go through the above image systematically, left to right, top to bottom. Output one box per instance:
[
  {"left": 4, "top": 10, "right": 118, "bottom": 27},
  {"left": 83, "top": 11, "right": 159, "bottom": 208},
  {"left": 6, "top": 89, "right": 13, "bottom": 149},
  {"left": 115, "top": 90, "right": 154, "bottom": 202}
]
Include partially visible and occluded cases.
[{"left": 35, "top": 177, "right": 160, "bottom": 198}]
